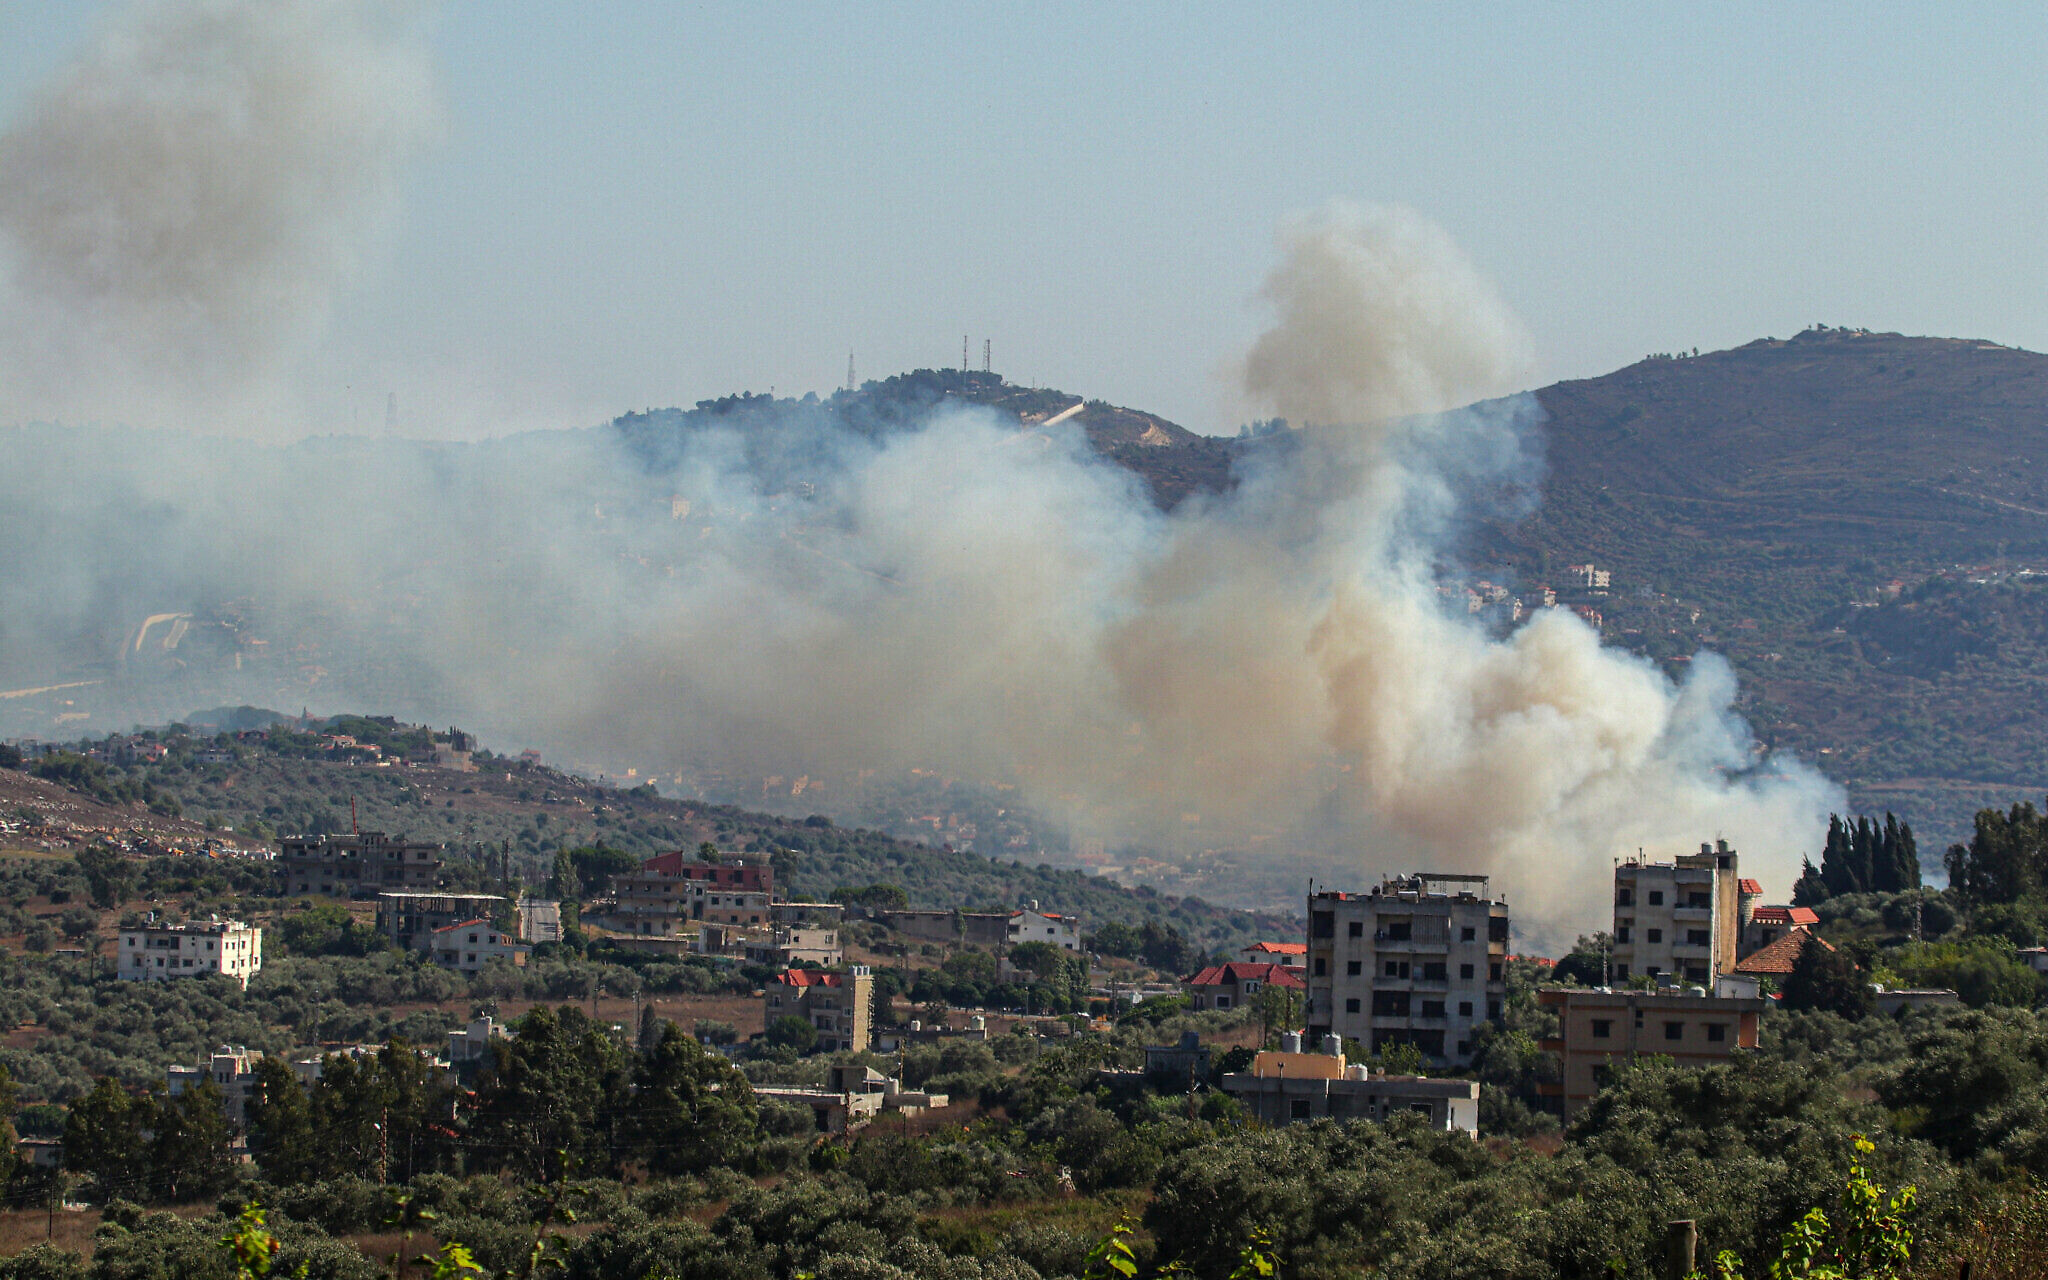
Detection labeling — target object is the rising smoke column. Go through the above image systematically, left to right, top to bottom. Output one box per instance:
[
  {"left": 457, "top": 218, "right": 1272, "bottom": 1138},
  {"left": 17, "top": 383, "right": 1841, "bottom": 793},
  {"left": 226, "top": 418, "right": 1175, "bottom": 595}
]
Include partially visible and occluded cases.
[
  {"left": 0, "top": 0, "right": 437, "bottom": 432},
  {"left": 0, "top": 0, "right": 1836, "bottom": 947}
]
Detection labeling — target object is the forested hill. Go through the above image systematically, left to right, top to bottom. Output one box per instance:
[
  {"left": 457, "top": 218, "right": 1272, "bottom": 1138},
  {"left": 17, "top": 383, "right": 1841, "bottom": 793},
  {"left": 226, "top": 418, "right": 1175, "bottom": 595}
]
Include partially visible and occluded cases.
[
  {"left": 1480, "top": 327, "right": 2048, "bottom": 852},
  {"left": 5, "top": 720, "right": 1290, "bottom": 951}
]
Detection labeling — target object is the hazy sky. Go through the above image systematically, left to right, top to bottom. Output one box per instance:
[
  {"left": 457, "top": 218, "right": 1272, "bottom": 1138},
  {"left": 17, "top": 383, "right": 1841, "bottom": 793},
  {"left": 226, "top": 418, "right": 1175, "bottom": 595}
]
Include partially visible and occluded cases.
[{"left": 3, "top": 2, "right": 2043, "bottom": 437}]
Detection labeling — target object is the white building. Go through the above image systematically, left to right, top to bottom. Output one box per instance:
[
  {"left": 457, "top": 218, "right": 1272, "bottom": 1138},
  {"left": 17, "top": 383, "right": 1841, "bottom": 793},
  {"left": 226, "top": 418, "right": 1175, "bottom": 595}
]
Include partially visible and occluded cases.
[
  {"left": 1611, "top": 843, "right": 1742, "bottom": 987},
  {"left": 1304, "top": 874, "right": 1509, "bottom": 1069},
  {"left": 1008, "top": 910, "right": 1079, "bottom": 951},
  {"left": 119, "top": 918, "right": 263, "bottom": 989},
  {"left": 427, "top": 919, "right": 530, "bottom": 973},
  {"left": 448, "top": 1015, "right": 508, "bottom": 1066}
]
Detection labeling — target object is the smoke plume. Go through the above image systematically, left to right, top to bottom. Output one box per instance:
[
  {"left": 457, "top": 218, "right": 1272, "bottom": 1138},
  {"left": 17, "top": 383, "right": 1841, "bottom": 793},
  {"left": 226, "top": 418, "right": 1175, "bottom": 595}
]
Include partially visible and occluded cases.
[
  {"left": 0, "top": 0, "right": 436, "bottom": 432},
  {"left": 0, "top": 7, "right": 1836, "bottom": 946}
]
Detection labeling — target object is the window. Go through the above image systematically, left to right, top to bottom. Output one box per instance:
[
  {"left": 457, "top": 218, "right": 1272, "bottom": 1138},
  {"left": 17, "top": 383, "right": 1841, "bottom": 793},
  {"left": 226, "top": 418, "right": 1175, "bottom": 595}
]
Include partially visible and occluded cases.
[
  {"left": 1616, "top": 888, "right": 1633, "bottom": 906},
  {"left": 1649, "top": 891, "right": 1665, "bottom": 906},
  {"left": 1312, "top": 913, "right": 1335, "bottom": 938},
  {"left": 1348, "top": 920, "right": 1363, "bottom": 938},
  {"left": 1386, "top": 921, "right": 1412, "bottom": 941},
  {"left": 1616, "top": 924, "right": 1632, "bottom": 942},
  {"left": 1460, "top": 926, "right": 1476, "bottom": 942},
  {"left": 1646, "top": 929, "right": 1663, "bottom": 944},
  {"left": 1686, "top": 929, "right": 1709, "bottom": 945},
  {"left": 1313, "top": 958, "right": 1327, "bottom": 977},
  {"left": 1346, "top": 960, "right": 1362, "bottom": 976},
  {"left": 1384, "top": 961, "right": 1400, "bottom": 978},
  {"left": 1422, "top": 962, "right": 1446, "bottom": 981},
  {"left": 1459, "top": 963, "right": 1474, "bottom": 980},
  {"left": 1489, "top": 963, "right": 1502, "bottom": 981},
  {"left": 1615, "top": 964, "right": 1630, "bottom": 979},
  {"left": 1215, "top": 996, "right": 1231, "bottom": 1009},
  {"left": 1345, "top": 997, "right": 1361, "bottom": 1013},
  {"left": 1421, "top": 1000, "right": 1445, "bottom": 1018},
  {"left": 1487, "top": 1000, "right": 1501, "bottom": 1019},
  {"left": 1458, "top": 1001, "right": 1473, "bottom": 1017},
  {"left": 1591, "top": 1019, "right": 1613, "bottom": 1038},
  {"left": 1664, "top": 1021, "right": 1684, "bottom": 1041},
  {"left": 1706, "top": 1023, "right": 1727, "bottom": 1043},
  {"left": 1456, "top": 1040, "right": 1470, "bottom": 1057},
  {"left": 1290, "top": 1100, "right": 1312, "bottom": 1119}
]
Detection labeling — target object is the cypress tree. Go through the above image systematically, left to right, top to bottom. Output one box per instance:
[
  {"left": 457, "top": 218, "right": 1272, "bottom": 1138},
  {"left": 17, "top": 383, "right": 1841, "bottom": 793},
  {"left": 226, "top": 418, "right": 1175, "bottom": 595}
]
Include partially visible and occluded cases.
[
  {"left": 1821, "top": 815, "right": 1857, "bottom": 897},
  {"left": 1792, "top": 857, "right": 1830, "bottom": 906}
]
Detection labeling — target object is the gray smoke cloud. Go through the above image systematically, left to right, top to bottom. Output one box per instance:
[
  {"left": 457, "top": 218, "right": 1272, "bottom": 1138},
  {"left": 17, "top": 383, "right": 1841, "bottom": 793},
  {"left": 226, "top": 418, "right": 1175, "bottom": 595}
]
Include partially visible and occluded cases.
[
  {"left": 0, "top": 0, "right": 436, "bottom": 432},
  {"left": 0, "top": 6, "right": 1838, "bottom": 948}
]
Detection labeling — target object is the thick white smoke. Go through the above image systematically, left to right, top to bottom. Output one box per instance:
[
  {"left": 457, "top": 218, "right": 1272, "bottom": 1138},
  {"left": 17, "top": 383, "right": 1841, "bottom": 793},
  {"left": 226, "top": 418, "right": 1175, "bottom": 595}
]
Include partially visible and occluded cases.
[
  {"left": 0, "top": 0, "right": 436, "bottom": 432},
  {"left": 0, "top": 8, "right": 1838, "bottom": 948}
]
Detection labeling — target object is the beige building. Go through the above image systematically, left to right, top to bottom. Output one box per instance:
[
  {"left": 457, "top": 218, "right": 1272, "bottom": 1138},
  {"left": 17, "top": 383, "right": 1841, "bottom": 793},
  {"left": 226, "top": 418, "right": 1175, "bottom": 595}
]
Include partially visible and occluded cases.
[
  {"left": 1610, "top": 843, "right": 1743, "bottom": 986},
  {"left": 599, "top": 851, "right": 774, "bottom": 938},
  {"left": 1304, "top": 874, "right": 1509, "bottom": 1068},
  {"left": 119, "top": 917, "right": 263, "bottom": 989},
  {"left": 427, "top": 919, "right": 530, "bottom": 973},
  {"left": 764, "top": 965, "right": 873, "bottom": 1053},
  {"left": 1537, "top": 987, "right": 1764, "bottom": 1118},
  {"left": 1220, "top": 1035, "right": 1479, "bottom": 1134},
  {"left": 166, "top": 1045, "right": 264, "bottom": 1125},
  {"left": 754, "top": 1064, "right": 949, "bottom": 1133}
]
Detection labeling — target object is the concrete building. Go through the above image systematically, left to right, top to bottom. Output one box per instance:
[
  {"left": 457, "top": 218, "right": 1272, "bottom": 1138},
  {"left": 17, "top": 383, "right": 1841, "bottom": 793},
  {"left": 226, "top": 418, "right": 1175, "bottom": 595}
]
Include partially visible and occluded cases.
[
  {"left": 279, "top": 831, "right": 444, "bottom": 897},
  {"left": 1610, "top": 843, "right": 1742, "bottom": 986},
  {"left": 599, "top": 851, "right": 774, "bottom": 937},
  {"left": 1304, "top": 874, "right": 1509, "bottom": 1068},
  {"left": 377, "top": 892, "right": 510, "bottom": 949},
  {"left": 877, "top": 908, "right": 1011, "bottom": 948},
  {"left": 1008, "top": 910, "right": 1080, "bottom": 951},
  {"left": 119, "top": 917, "right": 263, "bottom": 989},
  {"left": 426, "top": 919, "right": 530, "bottom": 973},
  {"left": 744, "top": 923, "right": 843, "bottom": 968},
  {"left": 1237, "top": 941, "right": 1308, "bottom": 971},
  {"left": 1184, "top": 961, "right": 1304, "bottom": 1013},
  {"left": 764, "top": 965, "right": 873, "bottom": 1053},
  {"left": 1872, "top": 986, "right": 1962, "bottom": 1015},
  {"left": 1537, "top": 987, "right": 1765, "bottom": 1118},
  {"left": 447, "top": 1016, "right": 508, "bottom": 1067},
  {"left": 1144, "top": 1030, "right": 1212, "bottom": 1089},
  {"left": 1220, "top": 1035, "right": 1479, "bottom": 1134},
  {"left": 166, "top": 1045, "right": 264, "bottom": 1126},
  {"left": 754, "top": 1064, "right": 949, "bottom": 1134}
]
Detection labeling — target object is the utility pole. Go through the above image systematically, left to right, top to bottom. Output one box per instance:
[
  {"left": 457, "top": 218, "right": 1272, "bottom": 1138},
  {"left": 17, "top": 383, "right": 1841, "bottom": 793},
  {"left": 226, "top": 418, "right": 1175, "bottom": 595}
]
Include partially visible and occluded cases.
[
  {"left": 962, "top": 335, "right": 969, "bottom": 372},
  {"left": 983, "top": 339, "right": 990, "bottom": 373}
]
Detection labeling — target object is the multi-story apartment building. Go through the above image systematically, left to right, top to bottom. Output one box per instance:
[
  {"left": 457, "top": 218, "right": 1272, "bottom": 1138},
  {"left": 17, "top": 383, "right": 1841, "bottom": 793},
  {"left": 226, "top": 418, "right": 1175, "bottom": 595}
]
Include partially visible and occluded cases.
[
  {"left": 278, "top": 831, "right": 443, "bottom": 897},
  {"left": 1609, "top": 842, "right": 1742, "bottom": 986},
  {"left": 599, "top": 851, "right": 774, "bottom": 937},
  {"left": 1304, "top": 873, "right": 1509, "bottom": 1068},
  {"left": 119, "top": 917, "right": 263, "bottom": 989},
  {"left": 764, "top": 965, "right": 873, "bottom": 1053},
  {"left": 1537, "top": 987, "right": 1765, "bottom": 1118}
]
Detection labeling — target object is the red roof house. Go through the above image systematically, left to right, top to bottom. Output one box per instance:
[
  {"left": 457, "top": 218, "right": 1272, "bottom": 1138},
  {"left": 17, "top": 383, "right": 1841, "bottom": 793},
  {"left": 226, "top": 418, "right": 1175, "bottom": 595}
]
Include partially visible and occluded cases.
[{"left": 1184, "top": 962, "right": 1304, "bottom": 1012}]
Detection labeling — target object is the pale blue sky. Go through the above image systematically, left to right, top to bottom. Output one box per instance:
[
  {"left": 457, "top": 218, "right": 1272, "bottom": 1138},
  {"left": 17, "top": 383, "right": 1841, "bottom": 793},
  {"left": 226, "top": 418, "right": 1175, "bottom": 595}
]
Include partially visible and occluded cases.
[{"left": 4, "top": 2, "right": 2044, "bottom": 435}]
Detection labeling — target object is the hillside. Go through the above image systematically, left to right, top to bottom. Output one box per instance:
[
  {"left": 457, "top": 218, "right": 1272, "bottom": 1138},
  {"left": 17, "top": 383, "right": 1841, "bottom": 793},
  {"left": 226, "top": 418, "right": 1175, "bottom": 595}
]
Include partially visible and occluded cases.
[
  {"left": 1475, "top": 328, "right": 2048, "bottom": 853},
  {"left": 0, "top": 723, "right": 1292, "bottom": 951}
]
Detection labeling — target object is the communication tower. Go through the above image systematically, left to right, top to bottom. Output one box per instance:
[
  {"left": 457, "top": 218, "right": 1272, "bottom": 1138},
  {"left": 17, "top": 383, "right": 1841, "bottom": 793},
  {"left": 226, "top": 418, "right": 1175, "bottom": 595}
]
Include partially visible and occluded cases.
[
  {"left": 962, "top": 335, "right": 969, "bottom": 373},
  {"left": 983, "top": 340, "right": 990, "bottom": 374},
  {"left": 846, "top": 353, "right": 855, "bottom": 393}
]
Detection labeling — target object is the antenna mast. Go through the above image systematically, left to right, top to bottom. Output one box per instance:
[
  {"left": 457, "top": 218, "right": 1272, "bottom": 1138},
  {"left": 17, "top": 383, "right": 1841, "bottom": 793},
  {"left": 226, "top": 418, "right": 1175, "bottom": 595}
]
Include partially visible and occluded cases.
[
  {"left": 962, "top": 335, "right": 969, "bottom": 373},
  {"left": 983, "top": 339, "right": 990, "bottom": 374},
  {"left": 846, "top": 353, "right": 855, "bottom": 393}
]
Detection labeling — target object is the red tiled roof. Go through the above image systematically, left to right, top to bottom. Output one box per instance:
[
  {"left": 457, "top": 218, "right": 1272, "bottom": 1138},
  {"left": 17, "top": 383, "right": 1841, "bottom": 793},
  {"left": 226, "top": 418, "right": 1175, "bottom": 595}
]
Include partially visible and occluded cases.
[
  {"left": 1738, "top": 878, "right": 1763, "bottom": 896},
  {"left": 1751, "top": 905, "right": 1821, "bottom": 927},
  {"left": 1735, "top": 927, "right": 1833, "bottom": 976},
  {"left": 1243, "top": 941, "right": 1307, "bottom": 956},
  {"left": 1184, "top": 962, "right": 1306, "bottom": 990},
  {"left": 775, "top": 969, "right": 842, "bottom": 988}
]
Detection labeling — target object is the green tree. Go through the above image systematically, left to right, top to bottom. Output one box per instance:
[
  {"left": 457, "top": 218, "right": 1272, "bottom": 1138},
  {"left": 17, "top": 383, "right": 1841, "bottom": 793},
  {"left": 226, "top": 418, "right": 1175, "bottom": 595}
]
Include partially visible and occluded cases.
[
  {"left": 73, "top": 847, "right": 137, "bottom": 911},
  {"left": 1782, "top": 936, "right": 1873, "bottom": 1019},
  {"left": 470, "top": 1006, "right": 630, "bottom": 1182},
  {"left": 764, "top": 1016, "right": 818, "bottom": 1056},
  {"left": 630, "top": 1023, "right": 758, "bottom": 1176},
  {"left": 244, "top": 1057, "right": 321, "bottom": 1184},
  {"left": 62, "top": 1078, "right": 144, "bottom": 1203},
  {"left": 147, "top": 1082, "right": 237, "bottom": 1202}
]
